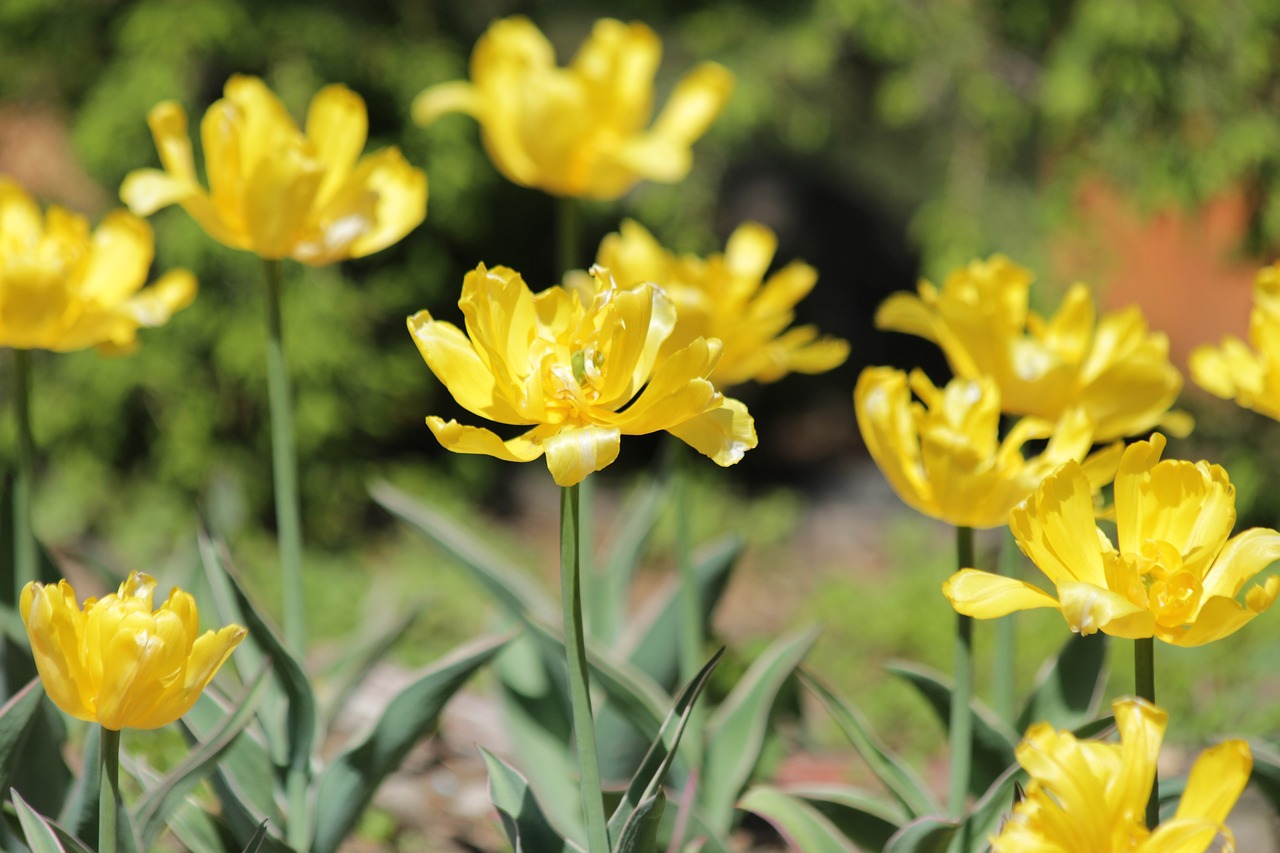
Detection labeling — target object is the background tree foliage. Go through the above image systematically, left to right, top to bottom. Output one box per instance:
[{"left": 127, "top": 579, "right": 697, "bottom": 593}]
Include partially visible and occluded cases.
[{"left": 4, "top": 0, "right": 1280, "bottom": 557}]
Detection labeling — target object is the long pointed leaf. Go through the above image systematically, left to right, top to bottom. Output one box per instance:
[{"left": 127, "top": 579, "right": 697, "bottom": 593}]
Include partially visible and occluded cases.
[
  {"left": 370, "top": 481, "right": 557, "bottom": 625},
  {"left": 702, "top": 628, "right": 818, "bottom": 836},
  {"left": 310, "top": 632, "right": 509, "bottom": 853},
  {"left": 1016, "top": 632, "right": 1108, "bottom": 734},
  {"left": 608, "top": 648, "right": 724, "bottom": 840},
  {"left": 884, "top": 660, "right": 1019, "bottom": 797},
  {"left": 134, "top": 663, "right": 273, "bottom": 848},
  {"left": 799, "top": 670, "right": 939, "bottom": 819},
  {"left": 0, "top": 678, "right": 43, "bottom": 793},
  {"left": 180, "top": 688, "right": 283, "bottom": 834},
  {"left": 57, "top": 725, "right": 99, "bottom": 844},
  {"left": 480, "top": 748, "right": 582, "bottom": 853},
  {"left": 780, "top": 784, "right": 905, "bottom": 851},
  {"left": 737, "top": 786, "right": 857, "bottom": 853},
  {"left": 12, "top": 789, "right": 73, "bottom": 853},
  {"left": 613, "top": 790, "right": 665, "bottom": 853},
  {"left": 882, "top": 816, "right": 958, "bottom": 853}
]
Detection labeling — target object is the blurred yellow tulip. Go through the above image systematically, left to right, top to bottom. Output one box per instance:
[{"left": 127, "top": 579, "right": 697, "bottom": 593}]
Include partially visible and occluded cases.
[
  {"left": 413, "top": 17, "right": 732, "bottom": 200},
  {"left": 122, "top": 75, "right": 427, "bottom": 265},
  {"left": 0, "top": 177, "right": 195, "bottom": 353},
  {"left": 575, "top": 219, "right": 848, "bottom": 387},
  {"left": 875, "top": 255, "right": 1186, "bottom": 441},
  {"left": 1190, "top": 260, "right": 1280, "bottom": 421},
  {"left": 408, "top": 264, "right": 756, "bottom": 486},
  {"left": 855, "top": 366, "right": 1121, "bottom": 529},
  {"left": 945, "top": 433, "right": 1280, "bottom": 646},
  {"left": 20, "top": 572, "right": 245, "bottom": 731},
  {"left": 992, "top": 698, "right": 1249, "bottom": 853}
]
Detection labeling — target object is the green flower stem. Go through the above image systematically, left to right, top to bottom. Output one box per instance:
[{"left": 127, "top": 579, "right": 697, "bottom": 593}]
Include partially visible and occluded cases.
[
  {"left": 557, "top": 196, "right": 582, "bottom": 276},
  {"left": 263, "top": 259, "right": 306, "bottom": 656},
  {"left": 12, "top": 349, "right": 36, "bottom": 603},
  {"left": 674, "top": 444, "right": 703, "bottom": 757},
  {"left": 562, "top": 482, "right": 609, "bottom": 853},
  {"left": 949, "top": 525, "right": 975, "bottom": 845},
  {"left": 993, "top": 528, "right": 1019, "bottom": 724},
  {"left": 1135, "top": 636, "right": 1158, "bottom": 829},
  {"left": 99, "top": 726, "right": 121, "bottom": 853}
]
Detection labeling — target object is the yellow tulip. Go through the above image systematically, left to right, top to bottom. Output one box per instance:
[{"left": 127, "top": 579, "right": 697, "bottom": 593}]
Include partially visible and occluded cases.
[
  {"left": 413, "top": 17, "right": 732, "bottom": 200},
  {"left": 121, "top": 75, "right": 427, "bottom": 265},
  {"left": 0, "top": 177, "right": 195, "bottom": 353},
  {"left": 574, "top": 219, "right": 849, "bottom": 387},
  {"left": 875, "top": 255, "right": 1186, "bottom": 441},
  {"left": 1190, "top": 261, "right": 1280, "bottom": 421},
  {"left": 409, "top": 263, "right": 756, "bottom": 487},
  {"left": 855, "top": 366, "right": 1121, "bottom": 529},
  {"left": 945, "top": 433, "right": 1280, "bottom": 645},
  {"left": 20, "top": 572, "right": 245, "bottom": 731},
  {"left": 992, "top": 698, "right": 1250, "bottom": 853}
]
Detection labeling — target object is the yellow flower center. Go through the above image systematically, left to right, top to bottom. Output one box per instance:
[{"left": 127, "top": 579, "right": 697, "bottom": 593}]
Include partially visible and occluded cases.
[
  {"left": 541, "top": 341, "right": 606, "bottom": 422},
  {"left": 1108, "top": 540, "right": 1204, "bottom": 628}
]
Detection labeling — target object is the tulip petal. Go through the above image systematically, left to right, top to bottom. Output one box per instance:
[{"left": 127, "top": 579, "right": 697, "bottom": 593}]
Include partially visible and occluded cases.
[
  {"left": 651, "top": 62, "right": 734, "bottom": 146},
  {"left": 411, "top": 81, "right": 482, "bottom": 126},
  {"left": 305, "top": 84, "right": 368, "bottom": 204},
  {"left": 344, "top": 148, "right": 428, "bottom": 259},
  {"left": 77, "top": 211, "right": 153, "bottom": 305},
  {"left": 724, "top": 222, "right": 777, "bottom": 284},
  {"left": 408, "top": 311, "right": 524, "bottom": 423},
  {"left": 611, "top": 337, "right": 720, "bottom": 433},
  {"left": 667, "top": 397, "right": 757, "bottom": 466},
  {"left": 426, "top": 417, "right": 548, "bottom": 463},
  {"left": 542, "top": 425, "right": 622, "bottom": 486},
  {"left": 1011, "top": 461, "right": 1109, "bottom": 587},
  {"left": 1199, "top": 527, "right": 1280, "bottom": 600},
  {"left": 943, "top": 569, "right": 1062, "bottom": 618},
  {"left": 1161, "top": 577, "right": 1279, "bottom": 647},
  {"left": 1057, "top": 581, "right": 1155, "bottom": 638},
  {"left": 22, "top": 583, "right": 96, "bottom": 722}
]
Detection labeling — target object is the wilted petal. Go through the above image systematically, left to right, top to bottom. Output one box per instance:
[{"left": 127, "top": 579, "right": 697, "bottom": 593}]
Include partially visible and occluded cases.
[{"left": 667, "top": 397, "right": 756, "bottom": 466}]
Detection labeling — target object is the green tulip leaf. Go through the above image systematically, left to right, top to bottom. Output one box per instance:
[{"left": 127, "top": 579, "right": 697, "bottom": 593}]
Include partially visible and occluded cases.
[
  {"left": 702, "top": 627, "right": 819, "bottom": 836},
  {"left": 310, "top": 632, "right": 510, "bottom": 853},
  {"left": 1016, "top": 632, "right": 1108, "bottom": 733},
  {"left": 608, "top": 648, "right": 723, "bottom": 841},
  {"left": 884, "top": 660, "right": 1019, "bottom": 797},
  {"left": 799, "top": 670, "right": 939, "bottom": 819},
  {"left": 0, "top": 678, "right": 43, "bottom": 794},
  {"left": 480, "top": 747, "right": 584, "bottom": 853},
  {"left": 778, "top": 783, "right": 906, "bottom": 850},
  {"left": 738, "top": 786, "right": 858, "bottom": 853},
  {"left": 12, "top": 788, "right": 81, "bottom": 853},
  {"left": 612, "top": 790, "right": 665, "bottom": 853},
  {"left": 882, "top": 816, "right": 958, "bottom": 853}
]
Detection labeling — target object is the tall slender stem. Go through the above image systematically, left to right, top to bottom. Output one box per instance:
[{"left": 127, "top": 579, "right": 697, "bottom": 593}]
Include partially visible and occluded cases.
[
  {"left": 557, "top": 196, "right": 582, "bottom": 275},
  {"left": 263, "top": 259, "right": 306, "bottom": 656},
  {"left": 12, "top": 349, "right": 36, "bottom": 603},
  {"left": 674, "top": 444, "right": 703, "bottom": 754},
  {"left": 561, "top": 482, "right": 609, "bottom": 853},
  {"left": 949, "top": 525, "right": 975, "bottom": 845},
  {"left": 993, "top": 527, "right": 1018, "bottom": 724},
  {"left": 1135, "top": 637, "right": 1158, "bottom": 829},
  {"left": 98, "top": 726, "right": 121, "bottom": 853}
]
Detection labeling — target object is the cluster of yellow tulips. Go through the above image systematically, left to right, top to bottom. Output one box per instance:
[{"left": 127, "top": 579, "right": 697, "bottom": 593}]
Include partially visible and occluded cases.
[{"left": 5, "top": 10, "right": 1280, "bottom": 853}]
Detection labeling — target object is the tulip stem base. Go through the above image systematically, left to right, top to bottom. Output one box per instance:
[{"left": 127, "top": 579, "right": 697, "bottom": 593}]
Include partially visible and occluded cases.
[
  {"left": 263, "top": 259, "right": 306, "bottom": 656},
  {"left": 12, "top": 349, "right": 37, "bottom": 604},
  {"left": 561, "top": 483, "right": 610, "bottom": 853},
  {"left": 950, "top": 526, "right": 975, "bottom": 847},
  {"left": 1136, "top": 636, "right": 1158, "bottom": 828},
  {"left": 99, "top": 726, "right": 121, "bottom": 853}
]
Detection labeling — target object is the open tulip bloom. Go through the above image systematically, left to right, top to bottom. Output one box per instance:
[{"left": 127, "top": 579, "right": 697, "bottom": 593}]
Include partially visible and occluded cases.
[
  {"left": 413, "top": 16, "right": 733, "bottom": 200},
  {"left": 122, "top": 74, "right": 427, "bottom": 265},
  {"left": 0, "top": 177, "right": 195, "bottom": 353},
  {"left": 576, "top": 219, "right": 849, "bottom": 387},
  {"left": 875, "top": 255, "right": 1186, "bottom": 442},
  {"left": 1191, "top": 260, "right": 1280, "bottom": 422},
  {"left": 409, "top": 263, "right": 757, "bottom": 487},
  {"left": 855, "top": 366, "right": 1121, "bottom": 530},
  {"left": 945, "top": 433, "right": 1280, "bottom": 646},
  {"left": 20, "top": 572, "right": 245, "bottom": 731},
  {"left": 992, "top": 698, "right": 1250, "bottom": 852}
]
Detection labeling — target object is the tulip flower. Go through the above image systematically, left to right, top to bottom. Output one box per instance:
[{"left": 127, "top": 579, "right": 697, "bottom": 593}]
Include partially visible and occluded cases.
[
  {"left": 413, "top": 17, "right": 732, "bottom": 200},
  {"left": 121, "top": 75, "right": 427, "bottom": 265},
  {"left": 0, "top": 177, "right": 195, "bottom": 353},
  {"left": 576, "top": 219, "right": 848, "bottom": 387},
  {"left": 875, "top": 255, "right": 1186, "bottom": 441},
  {"left": 1190, "top": 260, "right": 1280, "bottom": 421},
  {"left": 409, "top": 263, "right": 756, "bottom": 487},
  {"left": 854, "top": 366, "right": 1121, "bottom": 530},
  {"left": 944, "top": 433, "right": 1280, "bottom": 646},
  {"left": 20, "top": 572, "right": 245, "bottom": 731},
  {"left": 992, "top": 698, "right": 1250, "bottom": 852}
]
